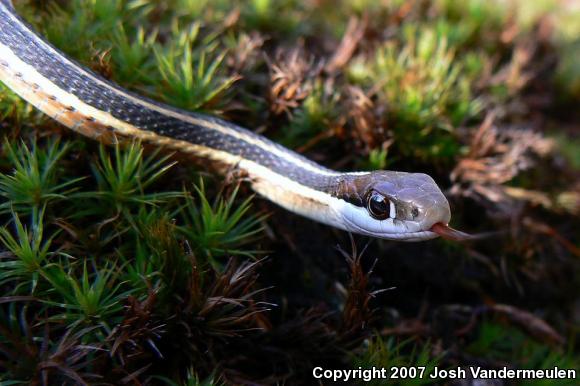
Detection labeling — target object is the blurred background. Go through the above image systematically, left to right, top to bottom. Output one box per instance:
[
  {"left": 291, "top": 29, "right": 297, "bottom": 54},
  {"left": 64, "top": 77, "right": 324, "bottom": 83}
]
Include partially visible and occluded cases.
[{"left": 0, "top": 0, "right": 579, "bottom": 384}]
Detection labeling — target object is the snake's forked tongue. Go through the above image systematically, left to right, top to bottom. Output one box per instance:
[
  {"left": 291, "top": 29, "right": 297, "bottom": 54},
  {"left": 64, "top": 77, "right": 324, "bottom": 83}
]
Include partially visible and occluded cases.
[{"left": 430, "top": 223, "right": 473, "bottom": 241}]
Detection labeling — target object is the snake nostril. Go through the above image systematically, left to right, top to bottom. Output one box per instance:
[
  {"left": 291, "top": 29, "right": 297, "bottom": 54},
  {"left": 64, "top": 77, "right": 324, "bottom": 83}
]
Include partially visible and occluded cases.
[{"left": 411, "top": 207, "right": 420, "bottom": 219}]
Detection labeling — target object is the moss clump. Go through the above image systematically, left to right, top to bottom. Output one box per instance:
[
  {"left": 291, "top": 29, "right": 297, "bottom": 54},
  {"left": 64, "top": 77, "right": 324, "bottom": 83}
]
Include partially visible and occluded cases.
[{"left": 349, "top": 28, "right": 482, "bottom": 161}]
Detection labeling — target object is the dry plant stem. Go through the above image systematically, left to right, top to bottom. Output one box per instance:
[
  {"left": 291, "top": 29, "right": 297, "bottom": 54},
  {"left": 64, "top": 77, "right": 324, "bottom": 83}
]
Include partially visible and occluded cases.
[{"left": 325, "top": 16, "right": 367, "bottom": 73}]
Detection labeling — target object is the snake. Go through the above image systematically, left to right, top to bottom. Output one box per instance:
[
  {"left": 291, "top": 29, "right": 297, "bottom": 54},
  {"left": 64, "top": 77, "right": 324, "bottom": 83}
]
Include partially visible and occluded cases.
[{"left": 0, "top": 0, "right": 467, "bottom": 242}]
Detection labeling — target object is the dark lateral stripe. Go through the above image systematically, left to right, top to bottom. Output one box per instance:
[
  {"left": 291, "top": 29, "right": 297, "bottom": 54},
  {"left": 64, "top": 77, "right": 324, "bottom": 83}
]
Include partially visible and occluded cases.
[{"left": 0, "top": 3, "right": 339, "bottom": 191}]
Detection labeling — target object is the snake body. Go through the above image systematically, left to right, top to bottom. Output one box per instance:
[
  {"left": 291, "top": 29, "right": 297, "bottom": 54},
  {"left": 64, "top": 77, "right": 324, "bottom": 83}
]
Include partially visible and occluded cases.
[{"left": 0, "top": 0, "right": 452, "bottom": 241}]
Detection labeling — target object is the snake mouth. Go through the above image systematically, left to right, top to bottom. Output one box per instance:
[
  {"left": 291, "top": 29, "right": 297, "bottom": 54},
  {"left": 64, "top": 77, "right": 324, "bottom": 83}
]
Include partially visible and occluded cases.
[
  {"left": 340, "top": 215, "right": 439, "bottom": 241},
  {"left": 430, "top": 223, "right": 472, "bottom": 241}
]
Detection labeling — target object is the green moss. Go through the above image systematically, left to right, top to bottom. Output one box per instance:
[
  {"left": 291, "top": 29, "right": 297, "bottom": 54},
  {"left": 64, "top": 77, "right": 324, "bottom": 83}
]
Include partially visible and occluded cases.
[
  {"left": 434, "top": 0, "right": 509, "bottom": 47},
  {"left": 153, "top": 23, "right": 239, "bottom": 112},
  {"left": 349, "top": 27, "right": 481, "bottom": 162},
  {"left": 554, "top": 39, "right": 580, "bottom": 100},
  {"left": 280, "top": 79, "right": 339, "bottom": 148},
  {"left": 0, "top": 86, "right": 38, "bottom": 123},
  {"left": 553, "top": 134, "right": 580, "bottom": 171},
  {"left": 0, "top": 137, "right": 266, "bottom": 382},
  {"left": 0, "top": 139, "right": 82, "bottom": 215},
  {"left": 178, "top": 180, "right": 265, "bottom": 269},
  {"left": 0, "top": 211, "right": 53, "bottom": 293},
  {"left": 468, "top": 322, "right": 579, "bottom": 386},
  {"left": 352, "top": 336, "right": 441, "bottom": 385},
  {"left": 154, "top": 369, "right": 223, "bottom": 386}
]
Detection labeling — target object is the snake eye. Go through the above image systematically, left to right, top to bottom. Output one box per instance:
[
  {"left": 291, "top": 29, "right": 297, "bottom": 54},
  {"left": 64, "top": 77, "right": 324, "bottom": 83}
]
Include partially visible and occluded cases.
[{"left": 366, "top": 191, "right": 393, "bottom": 220}]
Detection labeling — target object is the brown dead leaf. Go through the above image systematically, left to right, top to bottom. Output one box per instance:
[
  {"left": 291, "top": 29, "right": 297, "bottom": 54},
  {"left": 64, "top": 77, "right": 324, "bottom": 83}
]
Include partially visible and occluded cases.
[
  {"left": 325, "top": 16, "right": 367, "bottom": 73},
  {"left": 228, "top": 32, "right": 265, "bottom": 73},
  {"left": 489, "top": 42, "right": 536, "bottom": 97},
  {"left": 267, "top": 48, "right": 313, "bottom": 115},
  {"left": 344, "top": 86, "right": 387, "bottom": 152},
  {"left": 451, "top": 112, "right": 554, "bottom": 211},
  {"left": 522, "top": 217, "right": 580, "bottom": 257},
  {"left": 490, "top": 304, "right": 565, "bottom": 346}
]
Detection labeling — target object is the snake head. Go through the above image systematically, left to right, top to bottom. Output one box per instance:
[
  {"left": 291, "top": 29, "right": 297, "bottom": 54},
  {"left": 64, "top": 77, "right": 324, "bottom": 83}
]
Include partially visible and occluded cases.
[{"left": 334, "top": 171, "right": 451, "bottom": 241}]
